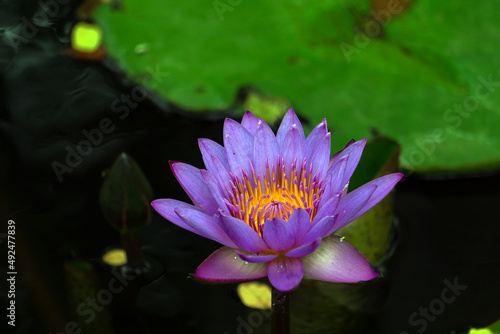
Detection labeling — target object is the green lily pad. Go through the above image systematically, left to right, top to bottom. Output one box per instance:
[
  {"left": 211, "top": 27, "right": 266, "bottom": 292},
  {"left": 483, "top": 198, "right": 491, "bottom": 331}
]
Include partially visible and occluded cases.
[{"left": 95, "top": 0, "right": 500, "bottom": 172}]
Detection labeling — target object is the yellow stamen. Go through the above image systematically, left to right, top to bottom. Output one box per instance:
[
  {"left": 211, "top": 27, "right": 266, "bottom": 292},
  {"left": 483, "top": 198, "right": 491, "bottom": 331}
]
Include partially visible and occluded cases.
[{"left": 227, "top": 158, "right": 324, "bottom": 236}]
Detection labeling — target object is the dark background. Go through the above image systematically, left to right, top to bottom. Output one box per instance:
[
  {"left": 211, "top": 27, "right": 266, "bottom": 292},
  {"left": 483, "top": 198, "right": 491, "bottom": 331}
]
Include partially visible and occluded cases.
[{"left": 1, "top": 1, "right": 499, "bottom": 333}]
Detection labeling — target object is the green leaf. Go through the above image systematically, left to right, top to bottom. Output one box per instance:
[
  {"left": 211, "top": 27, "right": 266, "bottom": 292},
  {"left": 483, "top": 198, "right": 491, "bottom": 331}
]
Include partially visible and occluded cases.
[{"left": 95, "top": 0, "right": 500, "bottom": 173}]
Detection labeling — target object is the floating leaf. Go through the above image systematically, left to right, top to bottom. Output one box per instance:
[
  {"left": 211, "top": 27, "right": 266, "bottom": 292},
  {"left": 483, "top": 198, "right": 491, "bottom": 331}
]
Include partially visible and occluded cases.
[{"left": 95, "top": 0, "right": 500, "bottom": 173}]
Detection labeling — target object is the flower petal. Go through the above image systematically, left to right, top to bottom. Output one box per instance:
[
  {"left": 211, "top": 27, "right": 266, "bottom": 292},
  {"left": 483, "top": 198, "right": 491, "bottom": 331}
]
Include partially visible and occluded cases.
[
  {"left": 276, "top": 108, "right": 305, "bottom": 146},
  {"left": 241, "top": 111, "right": 259, "bottom": 136},
  {"left": 224, "top": 118, "right": 254, "bottom": 161},
  {"left": 254, "top": 118, "right": 279, "bottom": 180},
  {"left": 304, "top": 118, "right": 327, "bottom": 159},
  {"left": 280, "top": 125, "right": 304, "bottom": 177},
  {"left": 309, "top": 132, "right": 331, "bottom": 179},
  {"left": 223, "top": 133, "right": 254, "bottom": 180},
  {"left": 199, "top": 138, "right": 230, "bottom": 172},
  {"left": 328, "top": 139, "right": 366, "bottom": 189},
  {"left": 329, "top": 139, "right": 355, "bottom": 165},
  {"left": 209, "top": 154, "right": 232, "bottom": 195},
  {"left": 327, "top": 155, "right": 348, "bottom": 194},
  {"left": 170, "top": 162, "right": 219, "bottom": 212},
  {"left": 200, "top": 170, "right": 228, "bottom": 211},
  {"left": 317, "top": 173, "right": 334, "bottom": 208},
  {"left": 335, "top": 173, "right": 403, "bottom": 230},
  {"left": 335, "top": 184, "right": 377, "bottom": 231},
  {"left": 313, "top": 192, "right": 341, "bottom": 225},
  {"left": 151, "top": 199, "right": 206, "bottom": 235},
  {"left": 175, "top": 207, "right": 237, "bottom": 248},
  {"left": 288, "top": 208, "right": 312, "bottom": 246},
  {"left": 219, "top": 212, "right": 269, "bottom": 253},
  {"left": 301, "top": 215, "right": 337, "bottom": 245},
  {"left": 263, "top": 217, "right": 296, "bottom": 252},
  {"left": 302, "top": 235, "right": 378, "bottom": 283},
  {"left": 285, "top": 238, "right": 321, "bottom": 258},
  {"left": 193, "top": 246, "right": 267, "bottom": 282},
  {"left": 235, "top": 250, "right": 278, "bottom": 263},
  {"left": 267, "top": 257, "right": 304, "bottom": 291}
]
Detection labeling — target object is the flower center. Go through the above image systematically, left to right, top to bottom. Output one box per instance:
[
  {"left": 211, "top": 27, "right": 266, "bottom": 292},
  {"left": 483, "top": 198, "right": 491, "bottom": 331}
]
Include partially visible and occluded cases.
[{"left": 225, "top": 158, "right": 325, "bottom": 236}]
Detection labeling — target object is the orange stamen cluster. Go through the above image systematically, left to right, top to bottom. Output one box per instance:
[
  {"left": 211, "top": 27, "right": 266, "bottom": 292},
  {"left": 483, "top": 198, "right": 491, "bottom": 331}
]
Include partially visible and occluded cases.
[{"left": 225, "top": 158, "right": 325, "bottom": 236}]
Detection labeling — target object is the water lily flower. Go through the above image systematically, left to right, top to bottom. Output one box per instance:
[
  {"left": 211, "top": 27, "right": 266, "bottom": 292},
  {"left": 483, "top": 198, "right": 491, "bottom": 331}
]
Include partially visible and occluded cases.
[{"left": 152, "top": 108, "right": 403, "bottom": 291}]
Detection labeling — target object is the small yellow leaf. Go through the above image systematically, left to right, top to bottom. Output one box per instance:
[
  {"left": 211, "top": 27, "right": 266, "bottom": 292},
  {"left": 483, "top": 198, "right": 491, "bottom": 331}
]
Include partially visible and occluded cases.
[
  {"left": 71, "top": 22, "right": 103, "bottom": 53},
  {"left": 102, "top": 248, "right": 127, "bottom": 266},
  {"left": 237, "top": 281, "right": 272, "bottom": 310}
]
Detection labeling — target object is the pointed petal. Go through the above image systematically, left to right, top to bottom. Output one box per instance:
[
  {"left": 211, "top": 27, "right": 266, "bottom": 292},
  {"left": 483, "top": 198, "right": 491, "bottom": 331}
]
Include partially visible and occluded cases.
[
  {"left": 276, "top": 108, "right": 305, "bottom": 146},
  {"left": 241, "top": 111, "right": 259, "bottom": 136},
  {"left": 224, "top": 118, "right": 254, "bottom": 161},
  {"left": 254, "top": 118, "right": 279, "bottom": 180},
  {"left": 305, "top": 118, "right": 327, "bottom": 159},
  {"left": 280, "top": 125, "right": 304, "bottom": 177},
  {"left": 309, "top": 133, "right": 331, "bottom": 179},
  {"left": 223, "top": 134, "right": 254, "bottom": 180},
  {"left": 199, "top": 138, "right": 229, "bottom": 172},
  {"left": 328, "top": 139, "right": 366, "bottom": 189},
  {"left": 329, "top": 139, "right": 355, "bottom": 166},
  {"left": 209, "top": 154, "right": 232, "bottom": 195},
  {"left": 327, "top": 155, "right": 348, "bottom": 194},
  {"left": 170, "top": 162, "right": 219, "bottom": 213},
  {"left": 200, "top": 170, "right": 228, "bottom": 211},
  {"left": 317, "top": 173, "right": 334, "bottom": 208},
  {"left": 336, "top": 173, "right": 403, "bottom": 230},
  {"left": 335, "top": 184, "right": 377, "bottom": 231},
  {"left": 151, "top": 199, "right": 207, "bottom": 236},
  {"left": 175, "top": 207, "right": 237, "bottom": 248},
  {"left": 219, "top": 213, "right": 269, "bottom": 253},
  {"left": 301, "top": 215, "right": 337, "bottom": 245},
  {"left": 263, "top": 217, "right": 296, "bottom": 252},
  {"left": 302, "top": 235, "right": 378, "bottom": 283},
  {"left": 285, "top": 238, "right": 321, "bottom": 258},
  {"left": 193, "top": 246, "right": 267, "bottom": 282},
  {"left": 235, "top": 250, "right": 278, "bottom": 263},
  {"left": 267, "top": 257, "right": 304, "bottom": 291}
]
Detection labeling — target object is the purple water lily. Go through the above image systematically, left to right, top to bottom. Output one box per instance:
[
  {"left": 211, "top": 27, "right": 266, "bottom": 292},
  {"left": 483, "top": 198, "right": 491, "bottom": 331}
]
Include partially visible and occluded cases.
[{"left": 152, "top": 108, "right": 403, "bottom": 291}]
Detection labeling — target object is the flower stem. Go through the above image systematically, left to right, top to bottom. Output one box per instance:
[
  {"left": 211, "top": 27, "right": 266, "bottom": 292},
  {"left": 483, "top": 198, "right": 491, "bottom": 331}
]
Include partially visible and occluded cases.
[{"left": 271, "top": 287, "right": 290, "bottom": 334}]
